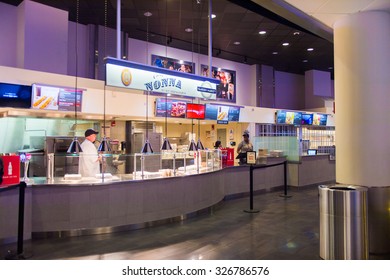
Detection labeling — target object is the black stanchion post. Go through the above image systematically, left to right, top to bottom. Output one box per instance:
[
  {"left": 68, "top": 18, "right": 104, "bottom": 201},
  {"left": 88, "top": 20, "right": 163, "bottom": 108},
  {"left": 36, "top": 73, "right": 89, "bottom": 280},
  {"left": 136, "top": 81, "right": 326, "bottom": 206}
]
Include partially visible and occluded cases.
[
  {"left": 279, "top": 161, "right": 292, "bottom": 198},
  {"left": 244, "top": 165, "right": 260, "bottom": 213},
  {"left": 17, "top": 181, "right": 26, "bottom": 256},
  {"left": 5, "top": 182, "right": 27, "bottom": 260}
]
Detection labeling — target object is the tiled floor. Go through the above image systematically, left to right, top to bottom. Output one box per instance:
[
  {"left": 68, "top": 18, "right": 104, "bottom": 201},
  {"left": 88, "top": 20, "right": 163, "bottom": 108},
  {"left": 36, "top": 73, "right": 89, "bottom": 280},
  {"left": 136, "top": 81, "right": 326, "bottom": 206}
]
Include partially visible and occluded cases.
[{"left": 1, "top": 187, "right": 389, "bottom": 260}]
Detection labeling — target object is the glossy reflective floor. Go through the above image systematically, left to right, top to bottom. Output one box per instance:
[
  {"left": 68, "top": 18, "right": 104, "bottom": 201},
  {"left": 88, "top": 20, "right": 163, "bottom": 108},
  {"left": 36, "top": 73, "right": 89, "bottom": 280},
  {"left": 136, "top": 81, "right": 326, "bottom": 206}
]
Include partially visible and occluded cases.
[{"left": 2, "top": 187, "right": 389, "bottom": 260}]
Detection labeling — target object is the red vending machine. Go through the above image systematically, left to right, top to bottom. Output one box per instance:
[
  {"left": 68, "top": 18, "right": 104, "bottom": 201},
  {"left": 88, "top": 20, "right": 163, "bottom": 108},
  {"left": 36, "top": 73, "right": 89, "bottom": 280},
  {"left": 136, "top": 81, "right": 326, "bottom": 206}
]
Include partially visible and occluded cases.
[
  {"left": 221, "top": 148, "right": 234, "bottom": 167},
  {"left": 0, "top": 155, "right": 20, "bottom": 186}
]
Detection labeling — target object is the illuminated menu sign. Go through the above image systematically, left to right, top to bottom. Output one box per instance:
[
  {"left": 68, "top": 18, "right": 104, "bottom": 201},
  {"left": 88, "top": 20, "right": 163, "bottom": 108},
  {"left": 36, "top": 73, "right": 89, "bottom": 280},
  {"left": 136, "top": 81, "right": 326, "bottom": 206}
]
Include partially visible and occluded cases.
[
  {"left": 105, "top": 57, "right": 219, "bottom": 100},
  {"left": 0, "top": 82, "right": 32, "bottom": 109},
  {"left": 32, "top": 84, "right": 83, "bottom": 112},
  {"left": 155, "top": 98, "right": 187, "bottom": 118},
  {"left": 186, "top": 103, "right": 205, "bottom": 119},
  {"left": 204, "top": 104, "right": 240, "bottom": 124},
  {"left": 276, "top": 110, "right": 302, "bottom": 125},
  {"left": 277, "top": 110, "right": 328, "bottom": 126},
  {"left": 313, "top": 113, "right": 328, "bottom": 126}
]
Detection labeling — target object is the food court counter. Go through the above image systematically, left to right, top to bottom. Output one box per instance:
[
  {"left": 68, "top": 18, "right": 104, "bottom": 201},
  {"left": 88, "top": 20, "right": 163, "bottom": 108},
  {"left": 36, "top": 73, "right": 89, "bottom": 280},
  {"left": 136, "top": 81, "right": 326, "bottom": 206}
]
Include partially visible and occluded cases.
[
  {"left": 287, "top": 154, "right": 335, "bottom": 187},
  {"left": 0, "top": 156, "right": 286, "bottom": 242}
]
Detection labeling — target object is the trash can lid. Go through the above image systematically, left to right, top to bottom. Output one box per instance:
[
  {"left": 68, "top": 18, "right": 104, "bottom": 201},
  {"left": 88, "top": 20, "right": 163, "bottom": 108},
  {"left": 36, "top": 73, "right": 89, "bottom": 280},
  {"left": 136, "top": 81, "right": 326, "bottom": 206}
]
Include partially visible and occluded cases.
[{"left": 319, "top": 184, "right": 368, "bottom": 192}]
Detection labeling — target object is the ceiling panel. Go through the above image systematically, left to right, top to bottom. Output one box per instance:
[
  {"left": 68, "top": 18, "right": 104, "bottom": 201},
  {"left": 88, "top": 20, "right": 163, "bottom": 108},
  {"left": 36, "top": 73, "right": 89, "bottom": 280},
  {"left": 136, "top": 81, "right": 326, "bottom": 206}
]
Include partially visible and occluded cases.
[{"left": 0, "top": 0, "right": 336, "bottom": 76}]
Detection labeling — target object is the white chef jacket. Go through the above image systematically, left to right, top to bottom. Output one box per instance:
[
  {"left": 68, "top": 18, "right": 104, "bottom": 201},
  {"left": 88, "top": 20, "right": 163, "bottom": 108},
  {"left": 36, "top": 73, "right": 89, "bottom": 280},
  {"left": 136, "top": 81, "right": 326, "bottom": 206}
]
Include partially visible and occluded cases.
[{"left": 79, "top": 139, "right": 100, "bottom": 177}]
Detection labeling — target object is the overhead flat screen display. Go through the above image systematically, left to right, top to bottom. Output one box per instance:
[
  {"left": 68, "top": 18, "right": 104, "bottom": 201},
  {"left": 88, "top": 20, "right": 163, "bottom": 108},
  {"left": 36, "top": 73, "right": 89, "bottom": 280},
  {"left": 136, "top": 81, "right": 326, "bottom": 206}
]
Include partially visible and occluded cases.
[
  {"left": 0, "top": 83, "right": 32, "bottom": 108},
  {"left": 31, "top": 84, "right": 83, "bottom": 112},
  {"left": 155, "top": 98, "right": 187, "bottom": 118},
  {"left": 186, "top": 103, "right": 205, "bottom": 119},
  {"left": 204, "top": 104, "right": 240, "bottom": 123},
  {"left": 228, "top": 106, "right": 240, "bottom": 122},
  {"left": 276, "top": 110, "right": 302, "bottom": 125},
  {"left": 276, "top": 110, "right": 286, "bottom": 124},
  {"left": 301, "top": 113, "right": 313, "bottom": 125},
  {"left": 313, "top": 113, "right": 328, "bottom": 126}
]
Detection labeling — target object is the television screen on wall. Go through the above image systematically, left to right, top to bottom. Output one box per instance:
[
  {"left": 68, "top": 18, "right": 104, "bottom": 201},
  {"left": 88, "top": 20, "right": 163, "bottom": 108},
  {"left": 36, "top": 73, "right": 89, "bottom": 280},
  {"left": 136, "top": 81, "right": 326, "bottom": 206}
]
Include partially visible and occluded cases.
[
  {"left": 0, "top": 83, "right": 32, "bottom": 108},
  {"left": 31, "top": 84, "right": 83, "bottom": 112},
  {"left": 155, "top": 98, "right": 187, "bottom": 118},
  {"left": 186, "top": 103, "right": 205, "bottom": 119},
  {"left": 205, "top": 104, "right": 218, "bottom": 120},
  {"left": 228, "top": 106, "right": 240, "bottom": 121},
  {"left": 276, "top": 110, "right": 286, "bottom": 124},
  {"left": 276, "top": 110, "right": 302, "bottom": 125},
  {"left": 301, "top": 113, "right": 313, "bottom": 125},
  {"left": 313, "top": 113, "right": 328, "bottom": 126}
]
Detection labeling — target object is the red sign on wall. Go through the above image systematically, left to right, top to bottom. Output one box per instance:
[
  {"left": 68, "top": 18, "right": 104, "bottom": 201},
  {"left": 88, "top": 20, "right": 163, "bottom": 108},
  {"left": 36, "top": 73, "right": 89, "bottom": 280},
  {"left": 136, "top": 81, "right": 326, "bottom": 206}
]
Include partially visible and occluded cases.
[{"left": 0, "top": 155, "right": 20, "bottom": 186}]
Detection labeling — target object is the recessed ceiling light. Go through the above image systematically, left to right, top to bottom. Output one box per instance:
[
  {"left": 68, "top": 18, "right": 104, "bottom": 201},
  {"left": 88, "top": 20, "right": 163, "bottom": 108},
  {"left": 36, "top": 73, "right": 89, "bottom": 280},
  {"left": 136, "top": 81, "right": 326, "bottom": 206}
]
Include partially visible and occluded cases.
[
  {"left": 144, "top": 11, "right": 152, "bottom": 17},
  {"left": 211, "top": 14, "right": 216, "bottom": 19},
  {"left": 185, "top": 28, "right": 193, "bottom": 33},
  {"left": 259, "top": 31, "right": 266, "bottom": 35},
  {"left": 293, "top": 31, "right": 300, "bottom": 36},
  {"left": 233, "top": 41, "right": 240, "bottom": 45},
  {"left": 282, "top": 42, "right": 289, "bottom": 46},
  {"left": 307, "top": 48, "right": 314, "bottom": 51},
  {"left": 272, "top": 51, "right": 278, "bottom": 55},
  {"left": 302, "top": 59, "right": 308, "bottom": 63},
  {"left": 328, "top": 67, "right": 333, "bottom": 70}
]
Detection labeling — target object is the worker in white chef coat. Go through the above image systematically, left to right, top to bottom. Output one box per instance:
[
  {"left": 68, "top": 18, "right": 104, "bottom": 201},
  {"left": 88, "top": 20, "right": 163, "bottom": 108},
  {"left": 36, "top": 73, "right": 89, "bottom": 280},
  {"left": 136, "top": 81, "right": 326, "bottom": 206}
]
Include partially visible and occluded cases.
[{"left": 79, "top": 128, "right": 101, "bottom": 177}]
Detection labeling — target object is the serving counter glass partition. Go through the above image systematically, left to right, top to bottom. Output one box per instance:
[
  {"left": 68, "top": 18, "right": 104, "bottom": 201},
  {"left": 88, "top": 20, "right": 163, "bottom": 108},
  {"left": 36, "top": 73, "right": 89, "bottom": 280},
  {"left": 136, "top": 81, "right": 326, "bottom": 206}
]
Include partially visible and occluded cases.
[
  {"left": 254, "top": 124, "right": 335, "bottom": 161},
  {"left": 40, "top": 149, "right": 222, "bottom": 184}
]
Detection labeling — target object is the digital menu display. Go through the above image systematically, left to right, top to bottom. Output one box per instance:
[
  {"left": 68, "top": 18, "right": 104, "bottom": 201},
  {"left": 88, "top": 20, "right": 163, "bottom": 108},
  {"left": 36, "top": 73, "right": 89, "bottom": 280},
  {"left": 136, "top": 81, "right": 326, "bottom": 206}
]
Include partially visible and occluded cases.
[
  {"left": 0, "top": 82, "right": 32, "bottom": 108},
  {"left": 31, "top": 84, "right": 83, "bottom": 112},
  {"left": 155, "top": 98, "right": 187, "bottom": 118},
  {"left": 186, "top": 103, "right": 205, "bottom": 119},
  {"left": 205, "top": 104, "right": 240, "bottom": 123},
  {"left": 205, "top": 104, "right": 218, "bottom": 120},
  {"left": 228, "top": 106, "right": 240, "bottom": 122},
  {"left": 276, "top": 110, "right": 302, "bottom": 125},
  {"left": 301, "top": 113, "right": 313, "bottom": 125},
  {"left": 313, "top": 113, "right": 328, "bottom": 126}
]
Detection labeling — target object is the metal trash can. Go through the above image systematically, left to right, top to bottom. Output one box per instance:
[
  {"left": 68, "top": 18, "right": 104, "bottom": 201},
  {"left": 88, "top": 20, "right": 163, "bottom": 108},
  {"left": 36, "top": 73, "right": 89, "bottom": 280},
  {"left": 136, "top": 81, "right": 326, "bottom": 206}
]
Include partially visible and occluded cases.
[{"left": 319, "top": 185, "right": 369, "bottom": 260}]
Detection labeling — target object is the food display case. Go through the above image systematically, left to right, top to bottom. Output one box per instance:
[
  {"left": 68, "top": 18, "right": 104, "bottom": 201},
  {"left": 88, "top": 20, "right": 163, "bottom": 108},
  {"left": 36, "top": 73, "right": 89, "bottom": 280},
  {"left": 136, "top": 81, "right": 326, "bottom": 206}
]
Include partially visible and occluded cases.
[{"left": 40, "top": 149, "right": 223, "bottom": 184}]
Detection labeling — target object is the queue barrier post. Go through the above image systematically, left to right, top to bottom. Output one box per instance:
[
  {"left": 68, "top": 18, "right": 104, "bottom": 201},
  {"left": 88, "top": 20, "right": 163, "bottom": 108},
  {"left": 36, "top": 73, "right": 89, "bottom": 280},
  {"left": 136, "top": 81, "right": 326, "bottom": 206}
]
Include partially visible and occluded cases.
[
  {"left": 244, "top": 160, "right": 291, "bottom": 214},
  {"left": 279, "top": 161, "right": 292, "bottom": 198},
  {"left": 4, "top": 181, "right": 27, "bottom": 260}
]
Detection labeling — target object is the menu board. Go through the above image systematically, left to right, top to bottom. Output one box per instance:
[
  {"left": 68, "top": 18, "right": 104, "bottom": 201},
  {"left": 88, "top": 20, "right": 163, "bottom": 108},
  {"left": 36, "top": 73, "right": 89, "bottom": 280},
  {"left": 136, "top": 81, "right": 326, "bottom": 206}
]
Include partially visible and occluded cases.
[
  {"left": 0, "top": 82, "right": 32, "bottom": 108},
  {"left": 31, "top": 84, "right": 83, "bottom": 112},
  {"left": 155, "top": 98, "right": 187, "bottom": 118},
  {"left": 186, "top": 103, "right": 205, "bottom": 119},
  {"left": 205, "top": 104, "right": 240, "bottom": 123},
  {"left": 205, "top": 104, "right": 228, "bottom": 123},
  {"left": 228, "top": 106, "right": 240, "bottom": 122},
  {"left": 276, "top": 110, "right": 302, "bottom": 125},
  {"left": 301, "top": 113, "right": 313, "bottom": 125},
  {"left": 313, "top": 113, "right": 328, "bottom": 126}
]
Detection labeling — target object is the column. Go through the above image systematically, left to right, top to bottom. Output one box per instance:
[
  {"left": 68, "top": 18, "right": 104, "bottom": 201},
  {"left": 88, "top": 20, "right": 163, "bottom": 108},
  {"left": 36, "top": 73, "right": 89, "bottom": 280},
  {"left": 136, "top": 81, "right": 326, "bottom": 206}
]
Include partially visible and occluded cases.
[{"left": 334, "top": 11, "right": 390, "bottom": 254}]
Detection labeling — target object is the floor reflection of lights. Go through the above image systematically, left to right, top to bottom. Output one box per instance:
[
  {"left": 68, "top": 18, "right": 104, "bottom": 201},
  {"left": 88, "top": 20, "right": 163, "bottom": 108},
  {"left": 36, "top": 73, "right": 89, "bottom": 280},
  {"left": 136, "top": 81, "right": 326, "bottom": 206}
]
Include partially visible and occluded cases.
[{"left": 66, "top": 242, "right": 218, "bottom": 260}]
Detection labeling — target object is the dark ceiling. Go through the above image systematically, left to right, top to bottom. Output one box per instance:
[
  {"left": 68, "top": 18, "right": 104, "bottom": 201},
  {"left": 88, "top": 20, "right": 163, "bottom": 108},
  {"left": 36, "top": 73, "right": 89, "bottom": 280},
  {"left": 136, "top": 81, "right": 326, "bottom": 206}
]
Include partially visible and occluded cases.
[{"left": 1, "top": 0, "right": 334, "bottom": 76}]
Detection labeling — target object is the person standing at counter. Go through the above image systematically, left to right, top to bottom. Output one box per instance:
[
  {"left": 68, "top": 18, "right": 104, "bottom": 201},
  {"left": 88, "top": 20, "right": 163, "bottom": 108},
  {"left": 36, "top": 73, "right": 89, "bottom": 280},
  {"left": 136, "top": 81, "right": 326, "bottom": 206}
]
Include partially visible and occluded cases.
[
  {"left": 79, "top": 129, "right": 101, "bottom": 177},
  {"left": 237, "top": 130, "right": 253, "bottom": 165}
]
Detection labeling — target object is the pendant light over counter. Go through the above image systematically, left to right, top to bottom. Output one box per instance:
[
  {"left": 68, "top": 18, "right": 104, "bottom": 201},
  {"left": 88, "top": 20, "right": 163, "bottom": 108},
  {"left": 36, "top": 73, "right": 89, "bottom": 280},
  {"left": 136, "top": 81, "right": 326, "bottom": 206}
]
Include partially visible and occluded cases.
[
  {"left": 67, "top": 0, "right": 82, "bottom": 154},
  {"left": 98, "top": 0, "right": 111, "bottom": 153},
  {"left": 161, "top": 0, "right": 172, "bottom": 152},
  {"left": 141, "top": 11, "right": 154, "bottom": 154}
]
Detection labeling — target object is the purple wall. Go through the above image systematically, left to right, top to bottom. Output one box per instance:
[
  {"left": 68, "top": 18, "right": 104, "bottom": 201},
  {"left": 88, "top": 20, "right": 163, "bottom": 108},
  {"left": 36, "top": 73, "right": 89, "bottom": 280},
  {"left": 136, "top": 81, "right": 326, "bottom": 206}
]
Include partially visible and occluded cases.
[
  {"left": 17, "top": 0, "right": 68, "bottom": 74},
  {"left": 0, "top": 2, "right": 17, "bottom": 67},
  {"left": 67, "top": 22, "right": 90, "bottom": 79},
  {"left": 275, "top": 71, "right": 305, "bottom": 110}
]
